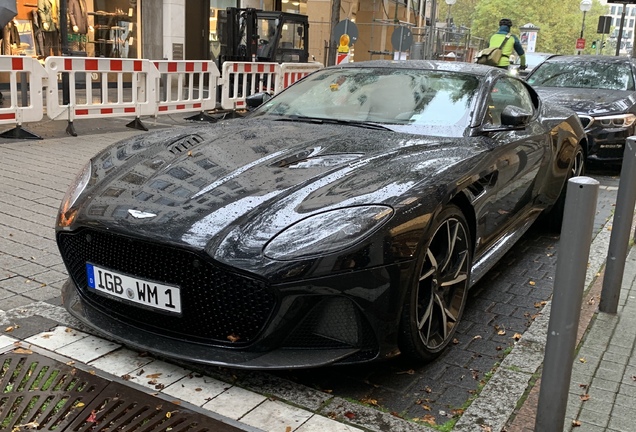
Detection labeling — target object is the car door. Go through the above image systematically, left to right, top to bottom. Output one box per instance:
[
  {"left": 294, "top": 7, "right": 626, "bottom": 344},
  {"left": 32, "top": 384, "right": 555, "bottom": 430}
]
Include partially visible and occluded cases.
[{"left": 478, "top": 77, "right": 548, "bottom": 246}]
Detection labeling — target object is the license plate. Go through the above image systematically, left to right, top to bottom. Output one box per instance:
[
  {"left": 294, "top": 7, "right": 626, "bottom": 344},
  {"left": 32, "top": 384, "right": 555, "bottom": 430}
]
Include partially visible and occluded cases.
[{"left": 86, "top": 263, "right": 182, "bottom": 314}]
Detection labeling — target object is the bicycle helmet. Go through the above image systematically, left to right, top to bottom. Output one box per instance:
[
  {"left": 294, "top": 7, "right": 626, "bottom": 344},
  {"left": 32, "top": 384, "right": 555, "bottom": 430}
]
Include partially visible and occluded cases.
[{"left": 499, "top": 18, "right": 513, "bottom": 27}]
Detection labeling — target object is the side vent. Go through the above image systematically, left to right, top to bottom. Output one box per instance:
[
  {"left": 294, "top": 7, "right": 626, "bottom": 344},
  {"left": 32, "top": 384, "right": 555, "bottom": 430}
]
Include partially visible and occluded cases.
[
  {"left": 167, "top": 135, "right": 204, "bottom": 154},
  {"left": 467, "top": 172, "right": 498, "bottom": 198}
]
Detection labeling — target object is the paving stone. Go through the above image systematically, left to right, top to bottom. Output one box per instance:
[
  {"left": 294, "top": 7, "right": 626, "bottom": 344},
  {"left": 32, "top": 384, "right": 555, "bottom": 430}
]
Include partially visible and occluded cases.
[
  {"left": 1, "top": 315, "right": 58, "bottom": 339},
  {"left": 24, "top": 325, "right": 89, "bottom": 351},
  {"left": 0, "top": 334, "right": 18, "bottom": 352},
  {"left": 55, "top": 334, "right": 121, "bottom": 363},
  {"left": 88, "top": 347, "right": 155, "bottom": 376},
  {"left": 126, "top": 359, "right": 190, "bottom": 391},
  {"left": 163, "top": 373, "right": 230, "bottom": 407},
  {"left": 203, "top": 386, "right": 268, "bottom": 421},
  {"left": 240, "top": 399, "right": 313, "bottom": 432},
  {"left": 295, "top": 414, "right": 365, "bottom": 432}
]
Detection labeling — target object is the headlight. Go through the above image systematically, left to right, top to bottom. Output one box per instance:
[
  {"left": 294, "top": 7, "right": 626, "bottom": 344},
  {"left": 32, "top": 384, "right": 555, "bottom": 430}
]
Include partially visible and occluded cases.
[
  {"left": 595, "top": 113, "right": 636, "bottom": 128},
  {"left": 57, "top": 161, "right": 93, "bottom": 228},
  {"left": 264, "top": 206, "right": 393, "bottom": 260}
]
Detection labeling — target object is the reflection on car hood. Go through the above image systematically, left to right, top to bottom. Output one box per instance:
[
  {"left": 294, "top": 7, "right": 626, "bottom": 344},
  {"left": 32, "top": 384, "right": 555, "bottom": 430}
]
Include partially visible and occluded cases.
[
  {"left": 534, "top": 87, "right": 636, "bottom": 116},
  {"left": 74, "top": 118, "right": 484, "bottom": 251}
]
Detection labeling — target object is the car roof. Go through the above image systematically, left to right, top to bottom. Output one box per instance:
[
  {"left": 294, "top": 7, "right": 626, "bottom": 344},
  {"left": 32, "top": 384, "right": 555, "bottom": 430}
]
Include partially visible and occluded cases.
[
  {"left": 541, "top": 54, "right": 636, "bottom": 64},
  {"left": 324, "top": 60, "right": 507, "bottom": 77}
]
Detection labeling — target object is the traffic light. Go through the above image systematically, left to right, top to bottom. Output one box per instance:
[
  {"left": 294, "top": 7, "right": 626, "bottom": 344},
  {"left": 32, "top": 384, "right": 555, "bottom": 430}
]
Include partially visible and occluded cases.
[{"left": 591, "top": 40, "right": 597, "bottom": 49}]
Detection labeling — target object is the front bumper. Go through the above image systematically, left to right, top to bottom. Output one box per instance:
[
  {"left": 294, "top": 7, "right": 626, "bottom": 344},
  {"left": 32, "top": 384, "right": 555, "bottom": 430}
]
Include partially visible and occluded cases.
[
  {"left": 585, "top": 125, "right": 634, "bottom": 163},
  {"left": 58, "top": 224, "right": 414, "bottom": 369}
]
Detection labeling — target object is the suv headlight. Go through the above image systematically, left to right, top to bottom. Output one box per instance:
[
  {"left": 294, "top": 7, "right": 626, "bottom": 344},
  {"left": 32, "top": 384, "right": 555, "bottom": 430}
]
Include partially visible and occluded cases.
[
  {"left": 595, "top": 113, "right": 636, "bottom": 128},
  {"left": 57, "top": 161, "right": 93, "bottom": 228},
  {"left": 264, "top": 206, "right": 393, "bottom": 260}
]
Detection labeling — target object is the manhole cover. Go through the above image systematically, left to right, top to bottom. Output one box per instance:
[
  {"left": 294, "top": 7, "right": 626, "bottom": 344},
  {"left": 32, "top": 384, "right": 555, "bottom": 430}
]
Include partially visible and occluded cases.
[{"left": 1, "top": 350, "right": 245, "bottom": 431}]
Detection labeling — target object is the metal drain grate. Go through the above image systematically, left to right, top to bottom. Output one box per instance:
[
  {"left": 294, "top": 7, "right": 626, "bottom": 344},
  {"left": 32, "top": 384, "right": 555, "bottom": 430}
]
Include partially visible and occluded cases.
[{"left": 1, "top": 350, "right": 244, "bottom": 431}]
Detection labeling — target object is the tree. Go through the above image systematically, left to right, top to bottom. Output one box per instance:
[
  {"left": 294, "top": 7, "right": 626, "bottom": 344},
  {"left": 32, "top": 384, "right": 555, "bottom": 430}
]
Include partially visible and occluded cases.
[{"left": 449, "top": 0, "right": 608, "bottom": 55}]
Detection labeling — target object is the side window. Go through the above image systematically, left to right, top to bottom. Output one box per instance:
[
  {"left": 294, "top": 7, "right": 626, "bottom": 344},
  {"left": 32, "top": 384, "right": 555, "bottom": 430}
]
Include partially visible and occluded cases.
[{"left": 486, "top": 78, "right": 534, "bottom": 126}]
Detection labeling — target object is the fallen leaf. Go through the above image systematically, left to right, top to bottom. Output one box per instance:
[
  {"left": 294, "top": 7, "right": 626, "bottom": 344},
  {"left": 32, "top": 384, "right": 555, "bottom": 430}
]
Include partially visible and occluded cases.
[
  {"left": 529, "top": 281, "right": 536, "bottom": 286},
  {"left": 5, "top": 326, "right": 14, "bottom": 332},
  {"left": 497, "top": 329, "right": 506, "bottom": 336},
  {"left": 513, "top": 333, "right": 522, "bottom": 341},
  {"left": 41, "top": 334, "right": 52, "bottom": 339},
  {"left": 227, "top": 334, "right": 240, "bottom": 343},
  {"left": 473, "top": 335, "right": 482, "bottom": 340},
  {"left": 452, "top": 338, "right": 459, "bottom": 344},
  {"left": 13, "top": 348, "right": 32, "bottom": 354},
  {"left": 579, "top": 358, "right": 587, "bottom": 363},
  {"left": 66, "top": 361, "right": 75, "bottom": 366},
  {"left": 396, "top": 369, "right": 415, "bottom": 375},
  {"left": 146, "top": 373, "right": 163, "bottom": 379},
  {"left": 121, "top": 374, "right": 131, "bottom": 381},
  {"left": 632, "top": 376, "right": 636, "bottom": 381},
  {"left": 424, "top": 386, "right": 432, "bottom": 393},
  {"left": 195, "top": 388, "right": 202, "bottom": 391},
  {"left": 580, "top": 394, "right": 590, "bottom": 401},
  {"left": 360, "top": 397, "right": 378, "bottom": 406},
  {"left": 172, "top": 400, "right": 181, "bottom": 405},
  {"left": 421, "top": 404, "right": 431, "bottom": 411},
  {"left": 86, "top": 410, "right": 97, "bottom": 422},
  {"left": 344, "top": 411, "right": 355, "bottom": 419},
  {"left": 419, "top": 414, "right": 436, "bottom": 425},
  {"left": 572, "top": 420, "right": 582, "bottom": 427},
  {"left": 480, "top": 426, "right": 492, "bottom": 432},
  {"left": 285, "top": 427, "right": 292, "bottom": 432}
]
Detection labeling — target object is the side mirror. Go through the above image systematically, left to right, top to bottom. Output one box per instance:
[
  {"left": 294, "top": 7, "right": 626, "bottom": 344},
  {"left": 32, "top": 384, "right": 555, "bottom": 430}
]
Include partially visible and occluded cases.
[
  {"left": 246, "top": 92, "right": 272, "bottom": 110},
  {"left": 500, "top": 105, "right": 531, "bottom": 127}
]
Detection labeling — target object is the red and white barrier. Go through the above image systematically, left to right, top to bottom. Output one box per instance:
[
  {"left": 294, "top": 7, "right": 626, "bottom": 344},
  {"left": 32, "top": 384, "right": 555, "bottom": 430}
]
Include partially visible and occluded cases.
[
  {"left": 0, "top": 55, "right": 324, "bottom": 137},
  {"left": 0, "top": 56, "right": 47, "bottom": 126},
  {"left": 44, "top": 56, "right": 160, "bottom": 122},
  {"left": 152, "top": 60, "right": 220, "bottom": 116},
  {"left": 220, "top": 61, "right": 280, "bottom": 110},
  {"left": 276, "top": 62, "right": 323, "bottom": 93}
]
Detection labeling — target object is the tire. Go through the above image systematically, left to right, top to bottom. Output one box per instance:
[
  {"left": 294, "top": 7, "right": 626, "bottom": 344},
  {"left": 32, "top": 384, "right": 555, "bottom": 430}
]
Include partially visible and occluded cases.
[
  {"left": 543, "top": 143, "right": 586, "bottom": 231},
  {"left": 399, "top": 205, "right": 472, "bottom": 362}
]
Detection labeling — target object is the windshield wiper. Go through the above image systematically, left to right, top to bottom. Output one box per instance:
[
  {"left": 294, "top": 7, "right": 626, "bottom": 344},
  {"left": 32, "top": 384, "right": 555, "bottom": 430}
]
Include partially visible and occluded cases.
[{"left": 274, "top": 115, "right": 391, "bottom": 130}]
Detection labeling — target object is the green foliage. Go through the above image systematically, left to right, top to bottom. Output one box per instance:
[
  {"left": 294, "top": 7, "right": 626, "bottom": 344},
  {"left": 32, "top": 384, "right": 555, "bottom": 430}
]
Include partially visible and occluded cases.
[{"left": 447, "top": 0, "right": 608, "bottom": 55}]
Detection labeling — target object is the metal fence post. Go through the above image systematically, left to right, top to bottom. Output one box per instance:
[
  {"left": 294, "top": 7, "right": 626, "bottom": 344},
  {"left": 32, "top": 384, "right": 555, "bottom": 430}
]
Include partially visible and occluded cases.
[
  {"left": 600, "top": 138, "right": 636, "bottom": 313},
  {"left": 535, "top": 176, "right": 599, "bottom": 432}
]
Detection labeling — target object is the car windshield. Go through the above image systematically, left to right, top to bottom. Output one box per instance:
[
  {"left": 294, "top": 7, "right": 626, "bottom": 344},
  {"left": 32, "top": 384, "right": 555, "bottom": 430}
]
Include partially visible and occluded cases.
[
  {"left": 527, "top": 60, "right": 635, "bottom": 91},
  {"left": 250, "top": 67, "right": 480, "bottom": 136}
]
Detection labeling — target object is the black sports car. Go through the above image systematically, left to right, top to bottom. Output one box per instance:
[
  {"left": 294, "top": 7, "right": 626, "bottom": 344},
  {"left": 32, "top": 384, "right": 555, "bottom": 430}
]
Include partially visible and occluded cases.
[
  {"left": 526, "top": 55, "right": 636, "bottom": 164},
  {"left": 57, "top": 60, "right": 585, "bottom": 369}
]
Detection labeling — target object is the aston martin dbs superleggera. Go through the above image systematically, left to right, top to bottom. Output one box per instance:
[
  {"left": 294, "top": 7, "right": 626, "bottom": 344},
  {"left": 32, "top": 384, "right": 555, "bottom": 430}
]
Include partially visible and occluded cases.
[{"left": 57, "top": 60, "right": 586, "bottom": 369}]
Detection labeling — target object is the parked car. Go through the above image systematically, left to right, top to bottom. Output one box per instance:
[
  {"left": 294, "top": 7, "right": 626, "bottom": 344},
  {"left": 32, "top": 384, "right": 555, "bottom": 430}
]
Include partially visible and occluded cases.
[
  {"left": 513, "top": 52, "right": 556, "bottom": 77},
  {"left": 526, "top": 55, "right": 636, "bottom": 164},
  {"left": 57, "top": 60, "right": 585, "bottom": 369}
]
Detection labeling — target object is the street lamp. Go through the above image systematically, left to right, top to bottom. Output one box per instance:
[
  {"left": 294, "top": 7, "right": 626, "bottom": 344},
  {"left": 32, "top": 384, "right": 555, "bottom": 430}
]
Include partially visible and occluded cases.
[
  {"left": 445, "top": 0, "right": 457, "bottom": 43},
  {"left": 445, "top": 0, "right": 457, "bottom": 28},
  {"left": 579, "top": 0, "right": 592, "bottom": 40}
]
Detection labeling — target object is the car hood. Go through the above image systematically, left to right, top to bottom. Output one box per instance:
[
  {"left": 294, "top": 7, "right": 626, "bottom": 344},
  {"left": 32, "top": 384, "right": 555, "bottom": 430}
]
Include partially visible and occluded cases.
[
  {"left": 534, "top": 87, "right": 636, "bottom": 116},
  {"left": 72, "top": 118, "right": 485, "bottom": 255}
]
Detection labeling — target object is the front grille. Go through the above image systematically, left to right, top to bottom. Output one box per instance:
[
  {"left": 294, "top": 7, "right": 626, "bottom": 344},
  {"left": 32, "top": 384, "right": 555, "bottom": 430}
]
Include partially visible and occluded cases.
[{"left": 57, "top": 229, "right": 276, "bottom": 346}]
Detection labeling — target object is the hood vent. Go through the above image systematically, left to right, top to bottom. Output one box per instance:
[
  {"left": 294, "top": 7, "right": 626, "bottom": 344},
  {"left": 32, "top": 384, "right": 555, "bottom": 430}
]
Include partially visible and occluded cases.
[{"left": 167, "top": 134, "right": 204, "bottom": 155}]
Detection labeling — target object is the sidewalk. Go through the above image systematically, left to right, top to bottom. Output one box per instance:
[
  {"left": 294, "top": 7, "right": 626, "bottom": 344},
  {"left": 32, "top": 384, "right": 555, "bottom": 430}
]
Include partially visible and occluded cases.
[{"left": 0, "top": 118, "right": 633, "bottom": 431}]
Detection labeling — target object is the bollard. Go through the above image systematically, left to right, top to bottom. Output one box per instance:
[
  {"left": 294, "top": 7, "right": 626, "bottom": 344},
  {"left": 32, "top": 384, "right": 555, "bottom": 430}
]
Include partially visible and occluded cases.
[
  {"left": 600, "top": 138, "right": 636, "bottom": 313},
  {"left": 535, "top": 176, "right": 599, "bottom": 432}
]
